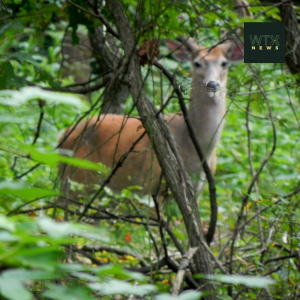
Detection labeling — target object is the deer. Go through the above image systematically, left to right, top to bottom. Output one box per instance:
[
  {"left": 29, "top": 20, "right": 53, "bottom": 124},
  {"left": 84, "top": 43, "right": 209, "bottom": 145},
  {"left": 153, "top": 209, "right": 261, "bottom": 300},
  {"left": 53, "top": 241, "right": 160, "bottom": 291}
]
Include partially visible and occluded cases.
[{"left": 58, "top": 36, "right": 243, "bottom": 207}]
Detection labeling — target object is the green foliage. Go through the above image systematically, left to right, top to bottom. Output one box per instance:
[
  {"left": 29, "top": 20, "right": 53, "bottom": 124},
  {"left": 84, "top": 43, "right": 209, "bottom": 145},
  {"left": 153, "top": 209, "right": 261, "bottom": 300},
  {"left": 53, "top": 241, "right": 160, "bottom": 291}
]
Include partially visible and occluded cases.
[
  {"left": 0, "top": 0, "right": 300, "bottom": 299},
  {"left": 0, "top": 214, "right": 156, "bottom": 300},
  {"left": 205, "top": 275, "right": 274, "bottom": 288},
  {"left": 155, "top": 290, "right": 203, "bottom": 300}
]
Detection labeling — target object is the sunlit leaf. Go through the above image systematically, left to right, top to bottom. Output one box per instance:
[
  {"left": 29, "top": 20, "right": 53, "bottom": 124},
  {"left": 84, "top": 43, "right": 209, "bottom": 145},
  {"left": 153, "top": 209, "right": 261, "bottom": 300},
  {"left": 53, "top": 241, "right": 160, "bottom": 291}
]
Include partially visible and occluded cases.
[
  {"left": 0, "top": 87, "right": 88, "bottom": 109},
  {"left": 0, "top": 115, "right": 35, "bottom": 123},
  {"left": 21, "top": 145, "right": 108, "bottom": 173},
  {"left": 0, "top": 181, "right": 59, "bottom": 199},
  {"left": 0, "top": 215, "right": 15, "bottom": 231},
  {"left": 37, "top": 218, "right": 108, "bottom": 242},
  {"left": 205, "top": 275, "right": 275, "bottom": 288},
  {"left": 0, "top": 277, "right": 32, "bottom": 300},
  {"left": 89, "top": 279, "right": 156, "bottom": 296},
  {"left": 42, "top": 284, "right": 96, "bottom": 300},
  {"left": 155, "top": 290, "right": 202, "bottom": 300}
]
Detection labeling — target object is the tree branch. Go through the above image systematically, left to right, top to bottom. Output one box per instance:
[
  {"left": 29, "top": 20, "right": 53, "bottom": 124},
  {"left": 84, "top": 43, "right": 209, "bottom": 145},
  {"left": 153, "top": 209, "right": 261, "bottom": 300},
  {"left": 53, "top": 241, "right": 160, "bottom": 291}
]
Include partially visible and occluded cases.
[{"left": 105, "top": 0, "right": 216, "bottom": 297}]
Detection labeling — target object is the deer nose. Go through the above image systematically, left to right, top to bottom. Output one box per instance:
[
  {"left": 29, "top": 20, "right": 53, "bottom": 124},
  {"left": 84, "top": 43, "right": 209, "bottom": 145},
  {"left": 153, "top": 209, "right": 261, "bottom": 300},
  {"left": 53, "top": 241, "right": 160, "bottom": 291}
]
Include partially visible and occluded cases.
[{"left": 206, "top": 81, "right": 221, "bottom": 93}]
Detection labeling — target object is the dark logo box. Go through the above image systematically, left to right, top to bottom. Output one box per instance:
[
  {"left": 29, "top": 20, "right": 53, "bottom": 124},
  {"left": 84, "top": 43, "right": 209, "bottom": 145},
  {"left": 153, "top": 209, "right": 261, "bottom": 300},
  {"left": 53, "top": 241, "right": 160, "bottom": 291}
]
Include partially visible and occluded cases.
[{"left": 244, "top": 22, "right": 285, "bottom": 63}]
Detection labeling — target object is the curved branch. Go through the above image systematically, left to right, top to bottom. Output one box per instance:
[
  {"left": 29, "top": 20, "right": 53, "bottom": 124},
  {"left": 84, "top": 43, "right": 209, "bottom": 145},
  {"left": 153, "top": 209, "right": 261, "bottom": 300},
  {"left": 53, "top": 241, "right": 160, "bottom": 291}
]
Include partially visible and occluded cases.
[
  {"left": 66, "top": 0, "right": 119, "bottom": 39},
  {"left": 154, "top": 61, "right": 217, "bottom": 246}
]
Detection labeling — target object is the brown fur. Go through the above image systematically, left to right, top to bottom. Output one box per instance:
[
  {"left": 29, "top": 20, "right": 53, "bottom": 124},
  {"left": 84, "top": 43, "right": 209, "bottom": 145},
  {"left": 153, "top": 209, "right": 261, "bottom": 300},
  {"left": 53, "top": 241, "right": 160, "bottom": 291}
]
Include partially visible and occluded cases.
[
  {"left": 59, "top": 113, "right": 216, "bottom": 197},
  {"left": 59, "top": 115, "right": 163, "bottom": 195}
]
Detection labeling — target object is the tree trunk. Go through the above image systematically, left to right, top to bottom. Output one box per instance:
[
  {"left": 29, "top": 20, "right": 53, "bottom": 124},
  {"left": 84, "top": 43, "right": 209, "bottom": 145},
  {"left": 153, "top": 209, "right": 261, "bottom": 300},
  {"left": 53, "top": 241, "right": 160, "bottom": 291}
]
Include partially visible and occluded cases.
[
  {"left": 106, "top": 0, "right": 217, "bottom": 298},
  {"left": 270, "top": 1, "right": 300, "bottom": 84},
  {"left": 89, "top": 27, "right": 130, "bottom": 114}
]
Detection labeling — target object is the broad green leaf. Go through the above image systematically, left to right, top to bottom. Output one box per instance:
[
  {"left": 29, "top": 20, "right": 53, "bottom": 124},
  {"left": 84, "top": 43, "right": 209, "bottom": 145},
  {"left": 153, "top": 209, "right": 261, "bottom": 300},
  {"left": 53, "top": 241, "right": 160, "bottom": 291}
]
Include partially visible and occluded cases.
[
  {"left": 40, "top": 4, "right": 59, "bottom": 22},
  {"left": 0, "top": 21, "right": 23, "bottom": 36},
  {"left": 8, "top": 52, "right": 37, "bottom": 64},
  {"left": 0, "top": 61, "right": 26, "bottom": 89},
  {"left": 0, "top": 87, "right": 88, "bottom": 109},
  {"left": 0, "top": 115, "right": 35, "bottom": 123},
  {"left": 22, "top": 145, "right": 108, "bottom": 173},
  {"left": 57, "top": 155, "right": 109, "bottom": 173},
  {"left": 275, "top": 173, "right": 299, "bottom": 181},
  {"left": 0, "top": 181, "right": 59, "bottom": 199},
  {"left": 249, "top": 192, "right": 262, "bottom": 201},
  {"left": 0, "top": 215, "right": 15, "bottom": 231},
  {"left": 37, "top": 218, "right": 108, "bottom": 242},
  {"left": 38, "top": 218, "right": 80, "bottom": 238},
  {"left": 0, "top": 230, "right": 18, "bottom": 242},
  {"left": 75, "top": 230, "right": 109, "bottom": 241},
  {"left": 16, "top": 248, "right": 63, "bottom": 271},
  {"left": 95, "top": 265, "right": 145, "bottom": 281},
  {"left": 0, "top": 267, "right": 56, "bottom": 300},
  {"left": 2, "top": 269, "right": 57, "bottom": 281},
  {"left": 72, "top": 272, "right": 98, "bottom": 282},
  {"left": 205, "top": 275, "right": 275, "bottom": 288},
  {"left": 0, "top": 277, "right": 32, "bottom": 300},
  {"left": 89, "top": 280, "right": 156, "bottom": 296},
  {"left": 42, "top": 284, "right": 96, "bottom": 300},
  {"left": 155, "top": 290, "right": 202, "bottom": 300},
  {"left": 217, "top": 295, "right": 233, "bottom": 300}
]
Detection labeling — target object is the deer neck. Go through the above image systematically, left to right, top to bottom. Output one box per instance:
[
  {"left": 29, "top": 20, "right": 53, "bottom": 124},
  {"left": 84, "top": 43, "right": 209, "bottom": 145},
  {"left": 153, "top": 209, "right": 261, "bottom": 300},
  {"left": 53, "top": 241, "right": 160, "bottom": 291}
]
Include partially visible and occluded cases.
[{"left": 187, "top": 73, "right": 228, "bottom": 157}]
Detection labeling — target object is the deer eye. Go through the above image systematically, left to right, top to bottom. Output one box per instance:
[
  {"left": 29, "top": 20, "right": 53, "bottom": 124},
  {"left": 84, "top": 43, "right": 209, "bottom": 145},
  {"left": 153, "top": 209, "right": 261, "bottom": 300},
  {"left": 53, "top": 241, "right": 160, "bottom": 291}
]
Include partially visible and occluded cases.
[
  {"left": 194, "top": 61, "right": 202, "bottom": 68},
  {"left": 221, "top": 61, "right": 227, "bottom": 67}
]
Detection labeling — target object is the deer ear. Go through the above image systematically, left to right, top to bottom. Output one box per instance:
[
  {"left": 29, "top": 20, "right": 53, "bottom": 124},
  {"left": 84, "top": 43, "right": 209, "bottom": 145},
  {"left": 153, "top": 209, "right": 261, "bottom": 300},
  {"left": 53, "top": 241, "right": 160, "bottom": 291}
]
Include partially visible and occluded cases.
[
  {"left": 165, "top": 40, "right": 190, "bottom": 62},
  {"left": 222, "top": 41, "right": 244, "bottom": 63},
  {"left": 229, "top": 43, "right": 244, "bottom": 62}
]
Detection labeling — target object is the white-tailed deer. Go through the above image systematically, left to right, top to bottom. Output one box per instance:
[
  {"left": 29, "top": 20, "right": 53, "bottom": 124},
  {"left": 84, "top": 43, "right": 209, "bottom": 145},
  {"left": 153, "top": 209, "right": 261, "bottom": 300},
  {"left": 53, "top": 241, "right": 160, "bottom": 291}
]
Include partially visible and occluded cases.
[{"left": 58, "top": 37, "right": 243, "bottom": 202}]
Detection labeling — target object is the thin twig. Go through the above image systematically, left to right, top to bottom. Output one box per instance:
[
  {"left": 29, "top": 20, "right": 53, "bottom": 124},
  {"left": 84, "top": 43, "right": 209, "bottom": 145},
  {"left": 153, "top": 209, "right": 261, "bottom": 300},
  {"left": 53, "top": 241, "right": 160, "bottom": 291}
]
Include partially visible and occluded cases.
[
  {"left": 66, "top": 0, "right": 119, "bottom": 38},
  {"left": 254, "top": 0, "right": 292, "bottom": 19},
  {"left": 229, "top": 63, "right": 277, "bottom": 285},
  {"left": 32, "top": 100, "right": 45, "bottom": 145}
]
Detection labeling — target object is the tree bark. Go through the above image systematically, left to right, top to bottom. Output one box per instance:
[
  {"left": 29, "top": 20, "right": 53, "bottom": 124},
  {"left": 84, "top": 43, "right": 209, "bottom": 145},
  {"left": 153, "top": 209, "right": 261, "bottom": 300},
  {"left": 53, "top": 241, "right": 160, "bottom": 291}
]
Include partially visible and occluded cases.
[
  {"left": 106, "top": 0, "right": 216, "bottom": 298},
  {"left": 270, "top": 1, "right": 300, "bottom": 83},
  {"left": 280, "top": 2, "right": 300, "bottom": 79},
  {"left": 89, "top": 27, "right": 130, "bottom": 114}
]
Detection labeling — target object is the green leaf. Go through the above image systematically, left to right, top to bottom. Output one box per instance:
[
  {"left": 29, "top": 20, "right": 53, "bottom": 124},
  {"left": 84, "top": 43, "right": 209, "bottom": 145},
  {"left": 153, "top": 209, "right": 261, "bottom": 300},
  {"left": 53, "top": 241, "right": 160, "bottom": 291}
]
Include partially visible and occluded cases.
[
  {"left": 40, "top": 4, "right": 58, "bottom": 22},
  {"left": 0, "top": 21, "right": 23, "bottom": 37},
  {"left": 8, "top": 52, "right": 37, "bottom": 64},
  {"left": 0, "top": 62, "right": 26, "bottom": 89},
  {"left": 0, "top": 87, "right": 88, "bottom": 109},
  {"left": 0, "top": 115, "right": 36, "bottom": 123},
  {"left": 20, "top": 145, "right": 108, "bottom": 173},
  {"left": 59, "top": 155, "right": 109, "bottom": 173},
  {"left": 275, "top": 173, "right": 299, "bottom": 181},
  {"left": 0, "top": 181, "right": 59, "bottom": 199},
  {"left": 249, "top": 192, "right": 262, "bottom": 201},
  {"left": 0, "top": 215, "right": 15, "bottom": 231},
  {"left": 37, "top": 218, "right": 108, "bottom": 242},
  {"left": 38, "top": 218, "right": 80, "bottom": 238},
  {"left": 0, "top": 230, "right": 19, "bottom": 242},
  {"left": 16, "top": 247, "right": 63, "bottom": 271},
  {"left": 95, "top": 265, "right": 146, "bottom": 281},
  {"left": 0, "top": 269, "right": 57, "bottom": 300},
  {"left": 2, "top": 269, "right": 57, "bottom": 281},
  {"left": 72, "top": 272, "right": 98, "bottom": 282},
  {"left": 205, "top": 275, "right": 275, "bottom": 288},
  {"left": 0, "top": 277, "right": 32, "bottom": 300},
  {"left": 89, "top": 279, "right": 156, "bottom": 296},
  {"left": 42, "top": 283, "right": 96, "bottom": 300},
  {"left": 155, "top": 290, "right": 202, "bottom": 300}
]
